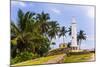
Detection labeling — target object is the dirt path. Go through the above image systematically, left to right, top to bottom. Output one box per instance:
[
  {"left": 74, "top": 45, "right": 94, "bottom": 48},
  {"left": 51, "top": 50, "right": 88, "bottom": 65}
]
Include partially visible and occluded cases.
[{"left": 44, "top": 54, "right": 66, "bottom": 64}]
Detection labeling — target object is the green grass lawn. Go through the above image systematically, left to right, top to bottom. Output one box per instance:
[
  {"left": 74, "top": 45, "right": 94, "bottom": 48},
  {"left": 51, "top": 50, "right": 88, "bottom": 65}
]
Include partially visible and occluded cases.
[
  {"left": 11, "top": 53, "right": 94, "bottom": 66},
  {"left": 63, "top": 53, "right": 94, "bottom": 63},
  {"left": 11, "top": 54, "right": 64, "bottom": 66}
]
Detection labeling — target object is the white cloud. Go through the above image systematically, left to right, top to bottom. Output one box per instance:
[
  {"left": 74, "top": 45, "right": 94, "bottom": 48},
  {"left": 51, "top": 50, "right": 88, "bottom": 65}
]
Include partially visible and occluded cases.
[
  {"left": 11, "top": 1, "right": 26, "bottom": 7},
  {"left": 86, "top": 7, "right": 95, "bottom": 19},
  {"left": 51, "top": 8, "right": 61, "bottom": 14}
]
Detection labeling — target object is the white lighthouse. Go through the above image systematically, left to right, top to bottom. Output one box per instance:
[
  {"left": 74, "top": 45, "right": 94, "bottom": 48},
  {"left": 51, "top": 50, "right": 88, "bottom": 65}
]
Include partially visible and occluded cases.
[{"left": 71, "top": 17, "right": 78, "bottom": 50}]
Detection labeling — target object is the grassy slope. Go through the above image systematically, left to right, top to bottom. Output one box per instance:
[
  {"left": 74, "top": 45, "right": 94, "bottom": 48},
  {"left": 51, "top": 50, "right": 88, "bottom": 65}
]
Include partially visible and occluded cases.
[
  {"left": 11, "top": 53, "right": 94, "bottom": 66},
  {"left": 63, "top": 53, "right": 94, "bottom": 63},
  {"left": 11, "top": 54, "right": 64, "bottom": 66}
]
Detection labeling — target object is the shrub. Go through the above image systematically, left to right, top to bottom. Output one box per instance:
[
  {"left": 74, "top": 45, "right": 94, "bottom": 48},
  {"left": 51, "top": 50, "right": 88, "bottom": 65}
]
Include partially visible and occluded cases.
[
  {"left": 11, "top": 51, "right": 39, "bottom": 64},
  {"left": 11, "top": 56, "right": 21, "bottom": 64}
]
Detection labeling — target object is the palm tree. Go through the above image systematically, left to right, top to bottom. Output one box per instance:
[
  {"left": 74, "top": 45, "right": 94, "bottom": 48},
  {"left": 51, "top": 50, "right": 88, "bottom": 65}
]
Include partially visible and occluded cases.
[
  {"left": 11, "top": 9, "right": 48, "bottom": 57},
  {"left": 11, "top": 9, "right": 59, "bottom": 57},
  {"left": 17, "top": 9, "right": 35, "bottom": 32},
  {"left": 36, "top": 11, "right": 50, "bottom": 35},
  {"left": 36, "top": 12, "right": 60, "bottom": 49},
  {"left": 46, "top": 21, "right": 60, "bottom": 49},
  {"left": 48, "top": 21, "right": 60, "bottom": 40},
  {"left": 59, "top": 26, "right": 67, "bottom": 43},
  {"left": 67, "top": 26, "right": 71, "bottom": 36},
  {"left": 77, "top": 30, "right": 86, "bottom": 49}
]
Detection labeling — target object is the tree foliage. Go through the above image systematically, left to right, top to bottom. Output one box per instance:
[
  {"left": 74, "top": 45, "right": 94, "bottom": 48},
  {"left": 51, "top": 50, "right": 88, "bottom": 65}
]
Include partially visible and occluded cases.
[{"left": 11, "top": 9, "right": 60, "bottom": 60}]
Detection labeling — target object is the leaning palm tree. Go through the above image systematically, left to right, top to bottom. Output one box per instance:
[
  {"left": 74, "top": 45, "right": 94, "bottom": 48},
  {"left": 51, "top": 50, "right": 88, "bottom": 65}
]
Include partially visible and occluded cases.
[
  {"left": 59, "top": 26, "right": 67, "bottom": 43},
  {"left": 77, "top": 30, "right": 86, "bottom": 49}
]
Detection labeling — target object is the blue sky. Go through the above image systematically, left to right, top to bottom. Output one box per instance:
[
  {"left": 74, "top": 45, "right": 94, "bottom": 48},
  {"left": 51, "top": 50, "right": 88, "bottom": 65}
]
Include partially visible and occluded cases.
[{"left": 11, "top": 1, "right": 95, "bottom": 49}]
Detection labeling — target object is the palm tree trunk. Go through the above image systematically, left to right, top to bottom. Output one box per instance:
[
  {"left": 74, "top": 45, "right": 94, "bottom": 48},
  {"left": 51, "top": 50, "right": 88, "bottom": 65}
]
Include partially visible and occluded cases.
[
  {"left": 63, "top": 36, "right": 64, "bottom": 43},
  {"left": 79, "top": 40, "right": 81, "bottom": 50}
]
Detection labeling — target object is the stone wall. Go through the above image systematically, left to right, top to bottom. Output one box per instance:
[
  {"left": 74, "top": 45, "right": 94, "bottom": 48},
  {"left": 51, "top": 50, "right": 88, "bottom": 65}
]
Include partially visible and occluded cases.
[{"left": 46, "top": 47, "right": 71, "bottom": 56}]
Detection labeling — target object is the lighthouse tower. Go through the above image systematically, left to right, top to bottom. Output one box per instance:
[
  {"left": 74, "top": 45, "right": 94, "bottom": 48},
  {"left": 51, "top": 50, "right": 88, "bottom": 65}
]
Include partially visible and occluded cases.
[{"left": 71, "top": 17, "right": 78, "bottom": 50}]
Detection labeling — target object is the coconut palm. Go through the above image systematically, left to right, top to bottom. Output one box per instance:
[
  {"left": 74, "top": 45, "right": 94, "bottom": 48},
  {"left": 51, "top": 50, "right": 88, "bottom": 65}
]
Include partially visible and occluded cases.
[
  {"left": 11, "top": 9, "right": 48, "bottom": 57},
  {"left": 11, "top": 9, "right": 58, "bottom": 58},
  {"left": 11, "top": 9, "right": 37, "bottom": 54},
  {"left": 17, "top": 9, "right": 35, "bottom": 32},
  {"left": 36, "top": 11, "right": 50, "bottom": 35},
  {"left": 36, "top": 12, "right": 60, "bottom": 49},
  {"left": 46, "top": 21, "right": 60, "bottom": 49},
  {"left": 48, "top": 21, "right": 60, "bottom": 40},
  {"left": 59, "top": 26, "right": 67, "bottom": 43},
  {"left": 68, "top": 26, "right": 71, "bottom": 36},
  {"left": 77, "top": 30, "right": 86, "bottom": 49}
]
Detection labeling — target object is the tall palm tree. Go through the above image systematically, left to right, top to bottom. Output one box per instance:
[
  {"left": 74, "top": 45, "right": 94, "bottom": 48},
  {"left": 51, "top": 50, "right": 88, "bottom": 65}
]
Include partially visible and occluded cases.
[
  {"left": 11, "top": 9, "right": 42, "bottom": 55},
  {"left": 11, "top": 9, "right": 58, "bottom": 57},
  {"left": 17, "top": 9, "right": 35, "bottom": 32},
  {"left": 36, "top": 11, "right": 50, "bottom": 35},
  {"left": 36, "top": 12, "right": 60, "bottom": 49},
  {"left": 47, "top": 21, "right": 60, "bottom": 49},
  {"left": 48, "top": 21, "right": 60, "bottom": 40},
  {"left": 59, "top": 26, "right": 67, "bottom": 43},
  {"left": 77, "top": 30, "right": 86, "bottom": 49}
]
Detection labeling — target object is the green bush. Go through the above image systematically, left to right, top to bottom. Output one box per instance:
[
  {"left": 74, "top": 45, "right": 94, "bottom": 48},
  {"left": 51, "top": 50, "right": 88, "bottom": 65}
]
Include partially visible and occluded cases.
[
  {"left": 11, "top": 51, "right": 39, "bottom": 64},
  {"left": 19, "top": 51, "right": 38, "bottom": 60},
  {"left": 11, "top": 56, "right": 21, "bottom": 64}
]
